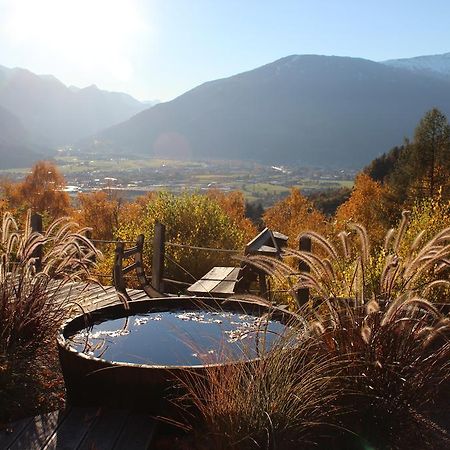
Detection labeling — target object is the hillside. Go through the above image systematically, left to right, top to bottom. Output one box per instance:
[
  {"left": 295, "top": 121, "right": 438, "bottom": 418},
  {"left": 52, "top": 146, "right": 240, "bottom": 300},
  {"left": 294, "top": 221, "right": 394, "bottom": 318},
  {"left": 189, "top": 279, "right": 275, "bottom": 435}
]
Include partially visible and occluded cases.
[
  {"left": 383, "top": 52, "right": 450, "bottom": 81},
  {"left": 89, "top": 55, "right": 450, "bottom": 168},
  {"left": 0, "top": 65, "right": 148, "bottom": 147},
  {"left": 0, "top": 105, "right": 40, "bottom": 168}
]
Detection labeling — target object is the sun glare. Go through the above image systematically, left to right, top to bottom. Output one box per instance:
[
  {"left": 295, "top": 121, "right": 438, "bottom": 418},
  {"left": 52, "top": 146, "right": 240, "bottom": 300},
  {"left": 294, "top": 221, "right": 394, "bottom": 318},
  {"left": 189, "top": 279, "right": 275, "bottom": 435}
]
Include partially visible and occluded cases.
[{"left": 3, "top": 0, "right": 148, "bottom": 82}]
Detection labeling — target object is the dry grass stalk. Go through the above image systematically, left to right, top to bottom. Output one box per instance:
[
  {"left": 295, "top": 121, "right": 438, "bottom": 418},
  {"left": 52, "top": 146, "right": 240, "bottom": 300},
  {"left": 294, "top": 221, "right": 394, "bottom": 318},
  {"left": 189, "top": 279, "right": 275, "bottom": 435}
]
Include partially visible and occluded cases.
[
  {"left": 0, "top": 210, "right": 101, "bottom": 366},
  {"left": 235, "top": 214, "right": 450, "bottom": 448},
  {"left": 175, "top": 335, "right": 346, "bottom": 450}
]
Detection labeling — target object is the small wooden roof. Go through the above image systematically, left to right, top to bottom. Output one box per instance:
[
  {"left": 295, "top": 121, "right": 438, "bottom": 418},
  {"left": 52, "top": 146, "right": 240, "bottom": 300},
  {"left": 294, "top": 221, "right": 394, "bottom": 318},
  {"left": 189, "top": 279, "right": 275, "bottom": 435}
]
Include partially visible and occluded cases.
[{"left": 245, "top": 228, "right": 288, "bottom": 257}]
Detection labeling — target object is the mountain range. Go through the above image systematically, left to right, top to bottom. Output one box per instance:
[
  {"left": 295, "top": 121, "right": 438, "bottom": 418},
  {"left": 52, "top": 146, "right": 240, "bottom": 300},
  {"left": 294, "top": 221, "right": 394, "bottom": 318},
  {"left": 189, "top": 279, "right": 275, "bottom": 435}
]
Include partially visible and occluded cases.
[
  {"left": 2, "top": 52, "right": 450, "bottom": 169},
  {"left": 88, "top": 53, "right": 450, "bottom": 168},
  {"left": 0, "top": 65, "right": 152, "bottom": 167}
]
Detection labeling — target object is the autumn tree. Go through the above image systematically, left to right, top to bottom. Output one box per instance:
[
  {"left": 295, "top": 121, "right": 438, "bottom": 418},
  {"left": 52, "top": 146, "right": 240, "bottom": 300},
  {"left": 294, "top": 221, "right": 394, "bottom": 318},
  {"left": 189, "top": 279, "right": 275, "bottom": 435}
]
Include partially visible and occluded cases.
[
  {"left": 1, "top": 161, "right": 70, "bottom": 220},
  {"left": 335, "top": 173, "right": 389, "bottom": 245},
  {"left": 263, "top": 188, "right": 328, "bottom": 244},
  {"left": 206, "top": 189, "right": 256, "bottom": 240},
  {"left": 74, "top": 191, "right": 121, "bottom": 240},
  {"left": 117, "top": 192, "right": 156, "bottom": 226}
]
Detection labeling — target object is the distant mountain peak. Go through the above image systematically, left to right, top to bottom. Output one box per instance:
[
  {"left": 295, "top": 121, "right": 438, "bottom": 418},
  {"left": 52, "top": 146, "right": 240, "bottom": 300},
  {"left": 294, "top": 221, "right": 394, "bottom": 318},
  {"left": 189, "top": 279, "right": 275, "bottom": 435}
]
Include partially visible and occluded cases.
[
  {"left": 383, "top": 52, "right": 450, "bottom": 79},
  {"left": 90, "top": 54, "right": 450, "bottom": 169},
  {"left": 0, "top": 63, "right": 152, "bottom": 162},
  {"left": 82, "top": 84, "right": 100, "bottom": 91}
]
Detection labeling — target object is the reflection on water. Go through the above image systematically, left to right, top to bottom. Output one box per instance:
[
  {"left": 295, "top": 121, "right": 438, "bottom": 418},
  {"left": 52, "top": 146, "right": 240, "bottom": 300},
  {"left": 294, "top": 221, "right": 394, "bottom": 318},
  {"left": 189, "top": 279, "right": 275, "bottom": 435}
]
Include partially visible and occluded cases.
[{"left": 67, "top": 309, "right": 288, "bottom": 366}]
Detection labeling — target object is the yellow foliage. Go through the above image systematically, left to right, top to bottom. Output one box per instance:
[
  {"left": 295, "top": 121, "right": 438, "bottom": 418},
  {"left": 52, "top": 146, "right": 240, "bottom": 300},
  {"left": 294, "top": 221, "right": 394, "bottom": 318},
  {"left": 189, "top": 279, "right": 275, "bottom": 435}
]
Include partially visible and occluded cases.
[
  {"left": 335, "top": 173, "right": 389, "bottom": 245},
  {"left": 263, "top": 188, "right": 328, "bottom": 245},
  {"left": 206, "top": 189, "right": 257, "bottom": 240},
  {"left": 74, "top": 191, "right": 120, "bottom": 241},
  {"left": 115, "top": 192, "right": 252, "bottom": 285},
  {"left": 400, "top": 195, "right": 450, "bottom": 255}
]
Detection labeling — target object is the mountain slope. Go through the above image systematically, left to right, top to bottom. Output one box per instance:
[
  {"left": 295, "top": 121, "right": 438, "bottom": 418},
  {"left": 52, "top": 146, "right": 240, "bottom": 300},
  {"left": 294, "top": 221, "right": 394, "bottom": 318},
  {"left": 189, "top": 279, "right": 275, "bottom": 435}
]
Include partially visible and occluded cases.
[
  {"left": 383, "top": 52, "right": 450, "bottom": 81},
  {"left": 91, "top": 55, "right": 450, "bottom": 168},
  {"left": 0, "top": 65, "right": 148, "bottom": 146},
  {"left": 0, "top": 105, "right": 40, "bottom": 168}
]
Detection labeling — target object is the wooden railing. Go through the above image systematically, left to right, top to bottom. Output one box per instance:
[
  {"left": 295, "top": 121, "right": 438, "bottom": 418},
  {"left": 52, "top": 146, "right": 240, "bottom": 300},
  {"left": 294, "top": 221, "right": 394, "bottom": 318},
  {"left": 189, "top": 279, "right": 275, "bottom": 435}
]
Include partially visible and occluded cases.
[
  {"left": 29, "top": 213, "right": 312, "bottom": 305},
  {"left": 113, "top": 227, "right": 168, "bottom": 303}
]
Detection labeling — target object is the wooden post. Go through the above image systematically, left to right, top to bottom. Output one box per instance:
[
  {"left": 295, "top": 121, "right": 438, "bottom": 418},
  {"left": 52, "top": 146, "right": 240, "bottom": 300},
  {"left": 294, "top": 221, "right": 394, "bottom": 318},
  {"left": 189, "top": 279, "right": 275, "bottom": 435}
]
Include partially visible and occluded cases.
[
  {"left": 30, "top": 212, "right": 43, "bottom": 272},
  {"left": 152, "top": 222, "right": 165, "bottom": 292},
  {"left": 297, "top": 235, "right": 311, "bottom": 307},
  {"left": 113, "top": 241, "right": 125, "bottom": 293},
  {"left": 258, "top": 271, "right": 268, "bottom": 299}
]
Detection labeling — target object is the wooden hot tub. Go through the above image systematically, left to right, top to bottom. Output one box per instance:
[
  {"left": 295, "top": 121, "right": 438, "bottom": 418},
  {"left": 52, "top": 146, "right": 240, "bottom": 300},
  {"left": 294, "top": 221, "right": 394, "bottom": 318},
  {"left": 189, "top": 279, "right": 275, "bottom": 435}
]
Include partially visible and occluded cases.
[{"left": 57, "top": 297, "right": 293, "bottom": 413}]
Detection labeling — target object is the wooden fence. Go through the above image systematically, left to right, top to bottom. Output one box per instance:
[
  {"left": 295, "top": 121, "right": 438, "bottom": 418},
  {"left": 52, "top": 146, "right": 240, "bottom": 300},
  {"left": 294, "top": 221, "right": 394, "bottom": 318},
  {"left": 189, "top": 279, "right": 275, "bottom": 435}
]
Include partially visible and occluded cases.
[{"left": 29, "top": 213, "right": 311, "bottom": 305}]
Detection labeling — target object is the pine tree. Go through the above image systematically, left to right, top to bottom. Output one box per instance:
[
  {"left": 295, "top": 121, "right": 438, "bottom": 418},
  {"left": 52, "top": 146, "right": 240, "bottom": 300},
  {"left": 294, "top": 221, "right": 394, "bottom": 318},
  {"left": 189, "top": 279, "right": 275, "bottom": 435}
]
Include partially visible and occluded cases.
[
  {"left": 389, "top": 108, "right": 450, "bottom": 204},
  {"left": 410, "top": 108, "right": 450, "bottom": 198}
]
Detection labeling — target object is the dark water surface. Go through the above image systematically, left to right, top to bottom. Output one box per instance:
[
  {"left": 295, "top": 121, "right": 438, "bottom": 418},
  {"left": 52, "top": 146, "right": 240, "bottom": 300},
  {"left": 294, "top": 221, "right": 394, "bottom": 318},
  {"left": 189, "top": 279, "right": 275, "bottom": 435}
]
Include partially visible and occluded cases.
[{"left": 67, "top": 309, "right": 288, "bottom": 366}]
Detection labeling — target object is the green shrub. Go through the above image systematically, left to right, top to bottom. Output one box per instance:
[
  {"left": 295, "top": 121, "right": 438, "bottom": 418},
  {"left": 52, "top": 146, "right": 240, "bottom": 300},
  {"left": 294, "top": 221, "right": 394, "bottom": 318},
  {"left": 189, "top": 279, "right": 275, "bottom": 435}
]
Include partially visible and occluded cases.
[{"left": 116, "top": 192, "right": 250, "bottom": 286}]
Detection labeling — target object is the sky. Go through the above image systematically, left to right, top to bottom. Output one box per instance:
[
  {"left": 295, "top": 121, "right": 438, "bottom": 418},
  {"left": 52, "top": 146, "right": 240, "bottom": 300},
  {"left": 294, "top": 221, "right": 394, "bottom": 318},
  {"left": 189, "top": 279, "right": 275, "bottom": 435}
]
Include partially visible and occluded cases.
[{"left": 1, "top": 0, "right": 450, "bottom": 102}]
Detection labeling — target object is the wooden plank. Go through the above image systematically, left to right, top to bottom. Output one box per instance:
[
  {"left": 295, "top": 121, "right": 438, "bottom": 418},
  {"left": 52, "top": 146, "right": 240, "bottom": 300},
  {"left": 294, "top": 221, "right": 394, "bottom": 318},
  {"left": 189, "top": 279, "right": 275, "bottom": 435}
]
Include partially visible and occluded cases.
[
  {"left": 272, "top": 231, "right": 288, "bottom": 241},
  {"left": 255, "top": 245, "right": 278, "bottom": 254},
  {"left": 187, "top": 267, "right": 235, "bottom": 294},
  {"left": 211, "top": 268, "right": 241, "bottom": 295},
  {"left": 211, "top": 281, "right": 238, "bottom": 295},
  {"left": 47, "top": 283, "right": 82, "bottom": 298},
  {"left": 77, "top": 285, "right": 114, "bottom": 300},
  {"left": 127, "top": 288, "right": 143, "bottom": 296},
  {"left": 88, "top": 291, "right": 122, "bottom": 305},
  {"left": 43, "top": 407, "right": 99, "bottom": 450},
  {"left": 2, "top": 408, "right": 157, "bottom": 450},
  {"left": 78, "top": 409, "right": 129, "bottom": 450},
  {"left": 8, "top": 410, "right": 68, "bottom": 450},
  {"left": 113, "top": 414, "right": 157, "bottom": 450},
  {"left": 0, "top": 416, "right": 33, "bottom": 449}
]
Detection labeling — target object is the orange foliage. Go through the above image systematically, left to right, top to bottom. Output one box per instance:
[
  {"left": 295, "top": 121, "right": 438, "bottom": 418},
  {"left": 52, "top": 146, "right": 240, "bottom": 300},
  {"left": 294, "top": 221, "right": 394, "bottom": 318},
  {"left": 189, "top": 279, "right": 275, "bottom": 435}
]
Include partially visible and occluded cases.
[
  {"left": 1, "top": 161, "right": 70, "bottom": 220},
  {"left": 335, "top": 173, "right": 389, "bottom": 244},
  {"left": 263, "top": 188, "right": 328, "bottom": 244},
  {"left": 207, "top": 189, "right": 256, "bottom": 240},
  {"left": 74, "top": 191, "right": 122, "bottom": 240},
  {"left": 117, "top": 192, "right": 156, "bottom": 225},
  {"left": 0, "top": 195, "right": 8, "bottom": 215}
]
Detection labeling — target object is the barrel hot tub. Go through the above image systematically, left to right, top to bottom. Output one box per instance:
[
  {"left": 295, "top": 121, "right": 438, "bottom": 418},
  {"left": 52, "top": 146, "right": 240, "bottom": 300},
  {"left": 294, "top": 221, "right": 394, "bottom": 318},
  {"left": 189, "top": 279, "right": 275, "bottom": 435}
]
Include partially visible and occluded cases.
[{"left": 57, "top": 297, "right": 293, "bottom": 413}]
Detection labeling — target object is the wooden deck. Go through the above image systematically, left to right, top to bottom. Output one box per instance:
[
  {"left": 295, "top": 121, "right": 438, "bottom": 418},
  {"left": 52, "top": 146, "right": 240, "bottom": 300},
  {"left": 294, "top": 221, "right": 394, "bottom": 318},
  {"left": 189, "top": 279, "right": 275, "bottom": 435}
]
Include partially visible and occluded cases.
[
  {"left": 48, "top": 281, "right": 154, "bottom": 314},
  {"left": 1, "top": 282, "right": 163, "bottom": 450},
  {"left": 0, "top": 407, "right": 157, "bottom": 450}
]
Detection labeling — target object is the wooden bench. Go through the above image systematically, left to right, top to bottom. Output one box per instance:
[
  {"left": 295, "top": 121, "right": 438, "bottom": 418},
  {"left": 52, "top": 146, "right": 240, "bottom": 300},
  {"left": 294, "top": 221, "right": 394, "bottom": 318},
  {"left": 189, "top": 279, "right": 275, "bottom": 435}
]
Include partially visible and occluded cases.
[
  {"left": 112, "top": 225, "right": 289, "bottom": 300},
  {"left": 187, "top": 228, "right": 288, "bottom": 298},
  {"left": 113, "top": 229, "right": 168, "bottom": 305},
  {"left": 187, "top": 266, "right": 242, "bottom": 297},
  {"left": 0, "top": 407, "right": 157, "bottom": 450}
]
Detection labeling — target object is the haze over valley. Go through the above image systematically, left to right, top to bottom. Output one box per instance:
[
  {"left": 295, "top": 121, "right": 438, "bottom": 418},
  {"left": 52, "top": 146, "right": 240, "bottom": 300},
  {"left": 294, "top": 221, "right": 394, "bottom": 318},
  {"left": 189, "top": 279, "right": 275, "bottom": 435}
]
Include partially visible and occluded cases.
[{"left": 1, "top": 52, "right": 450, "bottom": 173}]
